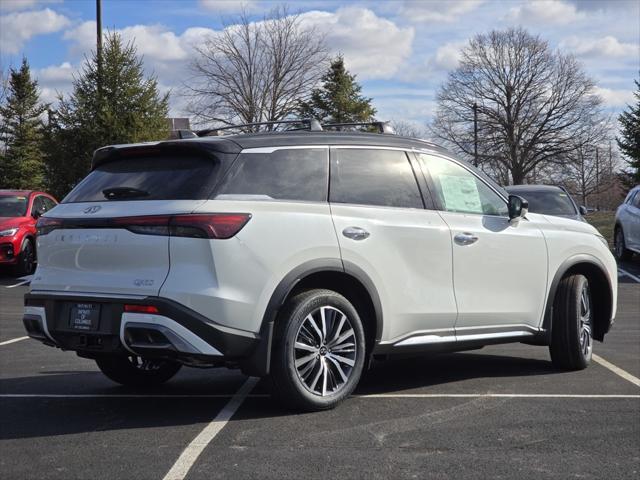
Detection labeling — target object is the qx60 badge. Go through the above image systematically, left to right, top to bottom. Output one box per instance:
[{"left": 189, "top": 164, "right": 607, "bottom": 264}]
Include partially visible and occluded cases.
[{"left": 83, "top": 206, "right": 102, "bottom": 214}]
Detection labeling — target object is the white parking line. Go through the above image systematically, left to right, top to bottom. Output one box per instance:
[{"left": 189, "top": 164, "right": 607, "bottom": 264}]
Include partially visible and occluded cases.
[
  {"left": 618, "top": 267, "right": 640, "bottom": 283},
  {"left": 0, "top": 336, "right": 28, "bottom": 346},
  {"left": 593, "top": 354, "right": 640, "bottom": 387},
  {"left": 162, "top": 376, "right": 258, "bottom": 480},
  {"left": 0, "top": 392, "right": 637, "bottom": 399},
  {"left": 355, "top": 393, "right": 640, "bottom": 398}
]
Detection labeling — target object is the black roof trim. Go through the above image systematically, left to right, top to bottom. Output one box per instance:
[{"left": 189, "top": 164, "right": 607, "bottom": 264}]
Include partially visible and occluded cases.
[{"left": 91, "top": 131, "right": 451, "bottom": 170}]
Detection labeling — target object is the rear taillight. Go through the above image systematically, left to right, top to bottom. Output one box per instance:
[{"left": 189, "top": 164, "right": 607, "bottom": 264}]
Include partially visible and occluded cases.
[
  {"left": 36, "top": 213, "right": 251, "bottom": 239},
  {"left": 171, "top": 214, "right": 251, "bottom": 239},
  {"left": 36, "top": 217, "right": 63, "bottom": 235},
  {"left": 124, "top": 304, "right": 159, "bottom": 313}
]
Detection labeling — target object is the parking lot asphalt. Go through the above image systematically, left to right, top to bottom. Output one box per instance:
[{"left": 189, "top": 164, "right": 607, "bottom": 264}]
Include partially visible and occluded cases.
[{"left": 1, "top": 261, "right": 639, "bottom": 480}]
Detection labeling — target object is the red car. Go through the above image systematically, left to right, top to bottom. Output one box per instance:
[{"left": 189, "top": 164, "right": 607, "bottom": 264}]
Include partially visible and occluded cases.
[{"left": 0, "top": 190, "right": 58, "bottom": 275}]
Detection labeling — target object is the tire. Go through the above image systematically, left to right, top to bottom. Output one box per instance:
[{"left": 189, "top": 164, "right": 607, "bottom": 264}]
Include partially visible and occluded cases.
[
  {"left": 614, "top": 227, "right": 633, "bottom": 261},
  {"left": 13, "top": 238, "right": 36, "bottom": 276},
  {"left": 549, "top": 274, "right": 593, "bottom": 370},
  {"left": 270, "top": 289, "right": 366, "bottom": 411},
  {"left": 95, "top": 355, "right": 182, "bottom": 386}
]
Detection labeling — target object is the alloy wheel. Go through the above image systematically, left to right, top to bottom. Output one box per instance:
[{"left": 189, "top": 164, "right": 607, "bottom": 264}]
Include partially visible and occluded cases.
[
  {"left": 579, "top": 283, "right": 592, "bottom": 357},
  {"left": 293, "top": 306, "right": 357, "bottom": 396}
]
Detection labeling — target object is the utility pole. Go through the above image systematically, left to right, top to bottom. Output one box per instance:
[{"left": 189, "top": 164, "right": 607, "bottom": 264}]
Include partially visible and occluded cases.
[
  {"left": 96, "top": 0, "right": 103, "bottom": 98},
  {"left": 473, "top": 102, "right": 478, "bottom": 167},
  {"left": 595, "top": 147, "right": 600, "bottom": 211}
]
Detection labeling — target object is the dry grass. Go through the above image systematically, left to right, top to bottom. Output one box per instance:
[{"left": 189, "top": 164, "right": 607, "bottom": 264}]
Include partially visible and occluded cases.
[{"left": 586, "top": 211, "right": 616, "bottom": 247}]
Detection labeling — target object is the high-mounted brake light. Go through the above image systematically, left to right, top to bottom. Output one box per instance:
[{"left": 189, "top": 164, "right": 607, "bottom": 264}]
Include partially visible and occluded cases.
[{"left": 124, "top": 305, "right": 159, "bottom": 314}]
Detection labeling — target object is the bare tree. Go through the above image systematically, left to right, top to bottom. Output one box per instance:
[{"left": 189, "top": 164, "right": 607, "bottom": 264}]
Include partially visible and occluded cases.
[
  {"left": 186, "top": 7, "right": 327, "bottom": 130},
  {"left": 430, "top": 28, "right": 603, "bottom": 185},
  {"left": 390, "top": 119, "right": 428, "bottom": 139}
]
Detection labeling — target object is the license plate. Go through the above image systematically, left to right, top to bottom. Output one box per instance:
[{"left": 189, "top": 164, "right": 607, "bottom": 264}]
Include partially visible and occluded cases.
[{"left": 69, "top": 303, "right": 101, "bottom": 331}]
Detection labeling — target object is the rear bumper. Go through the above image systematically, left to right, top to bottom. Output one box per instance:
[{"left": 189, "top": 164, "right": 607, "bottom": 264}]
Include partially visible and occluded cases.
[{"left": 23, "top": 292, "right": 271, "bottom": 372}]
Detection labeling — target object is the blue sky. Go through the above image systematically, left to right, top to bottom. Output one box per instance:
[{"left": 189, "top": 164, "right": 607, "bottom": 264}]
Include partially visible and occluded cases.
[{"left": 1, "top": 0, "right": 638, "bottom": 128}]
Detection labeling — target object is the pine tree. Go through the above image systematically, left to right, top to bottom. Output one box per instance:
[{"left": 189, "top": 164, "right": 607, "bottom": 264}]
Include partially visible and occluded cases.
[
  {"left": 45, "top": 32, "right": 169, "bottom": 198},
  {"left": 298, "top": 56, "right": 376, "bottom": 124},
  {"left": 0, "top": 58, "right": 46, "bottom": 189},
  {"left": 617, "top": 79, "right": 640, "bottom": 185}
]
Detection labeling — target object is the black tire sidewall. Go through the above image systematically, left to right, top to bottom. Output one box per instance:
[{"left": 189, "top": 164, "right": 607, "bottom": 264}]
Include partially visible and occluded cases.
[{"left": 273, "top": 290, "right": 366, "bottom": 411}]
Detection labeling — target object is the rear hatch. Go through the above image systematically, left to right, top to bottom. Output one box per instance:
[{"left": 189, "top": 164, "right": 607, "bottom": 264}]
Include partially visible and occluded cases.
[{"left": 32, "top": 146, "right": 236, "bottom": 296}]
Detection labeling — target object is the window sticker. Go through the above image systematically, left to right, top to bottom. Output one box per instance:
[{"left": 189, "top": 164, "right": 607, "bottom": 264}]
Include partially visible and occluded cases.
[{"left": 439, "top": 174, "right": 482, "bottom": 213}]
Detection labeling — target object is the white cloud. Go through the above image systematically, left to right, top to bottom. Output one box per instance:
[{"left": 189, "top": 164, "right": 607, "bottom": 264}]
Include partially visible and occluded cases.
[
  {"left": 0, "top": 0, "right": 60, "bottom": 12},
  {"left": 198, "top": 0, "right": 260, "bottom": 13},
  {"left": 399, "top": 0, "right": 484, "bottom": 23},
  {"left": 506, "top": 0, "right": 584, "bottom": 26},
  {"left": 299, "top": 7, "right": 414, "bottom": 79},
  {"left": 0, "top": 8, "right": 70, "bottom": 53},
  {"left": 560, "top": 35, "right": 639, "bottom": 58},
  {"left": 432, "top": 41, "right": 466, "bottom": 70},
  {"left": 37, "top": 61, "right": 74, "bottom": 83},
  {"left": 593, "top": 86, "right": 635, "bottom": 108}
]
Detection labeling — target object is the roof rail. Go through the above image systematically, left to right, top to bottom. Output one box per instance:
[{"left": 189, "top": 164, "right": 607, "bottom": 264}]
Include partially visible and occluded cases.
[
  {"left": 196, "top": 118, "right": 322, "bottom": 137},
  {"left": 322, "top": 121, "right": 395, "bottom": 134}
]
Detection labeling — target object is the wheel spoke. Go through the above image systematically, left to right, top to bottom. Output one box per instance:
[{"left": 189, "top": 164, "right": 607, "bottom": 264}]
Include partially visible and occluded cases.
[
  {"left": 320, "top": 307, "right": 328, "bottom": 343},
  {"left": 306, "top": 314, "right": 323, "bottom": 345},
  {"left": 329, "top": 314, "right": 347, "bottom": 345},
  {"left": 327, "top": 328, "right": 354, "bottom": 348},
  {"left": 295, "top": 341, "right": 317, "bottom": 353},
  {"left": 331, "top": 341, "right": 355, "bottom": 353},
  {"left": 295, "top": 353, "right": 317, "bottom": 368},
  {"left": 328, "top": 353, "right": 355, "bottom": 367},
  {"left": 326, "top": 355, "right": 348, "bottom": 383},
  {"left": 321, "top": 358, "right": 328, "bottom": 396},
  {"left": 309, "top": 360, "right": 323, "bottom": 391}
]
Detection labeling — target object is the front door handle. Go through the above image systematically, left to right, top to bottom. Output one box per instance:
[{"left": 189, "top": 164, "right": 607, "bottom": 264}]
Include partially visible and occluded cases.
[
  {"left": 342, "top": 226, "right": 370, "bottom": 241},
  {"left": 454, "top": 232, "right": 478, "bottom": 246}
]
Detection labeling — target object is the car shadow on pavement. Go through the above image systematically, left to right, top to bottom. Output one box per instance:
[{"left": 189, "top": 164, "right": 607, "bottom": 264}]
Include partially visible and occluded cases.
[{"left": 0, "top": 351, "right": 559, "bottom": 440}]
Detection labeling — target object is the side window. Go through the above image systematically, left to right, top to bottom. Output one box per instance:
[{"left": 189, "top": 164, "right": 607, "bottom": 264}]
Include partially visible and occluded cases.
[
  {"left": 215, "top": 148, "right": 328, "bottom": 202},
  {"left": 330, "top": 149, "right": 424, "bottom": 209},
  {"left": 419, "top": 154, "right": 508, "bottom": 216},
  {"left": 31, "top": 196, "right": 46, "bottom": 216},
  {"left": 42, "top": 197, "right": 57, "bottom": 211}
]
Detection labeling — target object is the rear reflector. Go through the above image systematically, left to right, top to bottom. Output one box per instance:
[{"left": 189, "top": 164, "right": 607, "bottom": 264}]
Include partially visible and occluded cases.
[
  {"left": 37, "top": 213, "right": 251, "bottom": 239},
  {"left": 124, "top": 305, "right": 159, "bottom": 314}
]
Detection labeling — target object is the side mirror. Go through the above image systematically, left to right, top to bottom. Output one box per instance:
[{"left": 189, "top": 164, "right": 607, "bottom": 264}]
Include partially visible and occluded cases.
[
  {"left": 508, "top": 195, "right": 529, "bottom": 221},
  {"left": 579, "top": 205, "right": 588, "bottom": 216}
]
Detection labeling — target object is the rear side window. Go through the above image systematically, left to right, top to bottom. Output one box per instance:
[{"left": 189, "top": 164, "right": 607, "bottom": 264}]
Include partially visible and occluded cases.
[
  {"left": 215, "top": 148, "right": 328, "bottom": 202},
  {"left": 330, "top": 149, "right": 424, "bottom": 209},
  {"left": 63, "top": 155, "right": 221, "bottom": 203},
  {"left": 514, "top": 190, "right": 577, "bottom": 216}
]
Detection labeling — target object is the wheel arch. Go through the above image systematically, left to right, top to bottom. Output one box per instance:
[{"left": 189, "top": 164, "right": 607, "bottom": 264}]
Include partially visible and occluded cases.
[
  {"left": 543, "top": 255, "right": 614, "bottom": 342},
  {"left": 240, "top": 259, "right": 383, "bottom": 376}
]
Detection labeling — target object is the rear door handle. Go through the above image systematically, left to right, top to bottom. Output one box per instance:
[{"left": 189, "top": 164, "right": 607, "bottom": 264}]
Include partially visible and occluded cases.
[
  {"left": 342, "top": 226, "right": 370, "bottom": 241},
  {"left": 454, "top": 232, "right": 478, "bottom": 246}
]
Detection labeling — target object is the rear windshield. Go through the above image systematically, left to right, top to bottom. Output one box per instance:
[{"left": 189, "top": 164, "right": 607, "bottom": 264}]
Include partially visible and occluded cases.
[
  {"left": 63, "top": 156, "right": 222, "bottom": 203},
  {"left": 515, "top": 190, "right": 577, "bottom": 216},
  {"left": 0, "top": 195, "right": 29, "bottom": 217}
]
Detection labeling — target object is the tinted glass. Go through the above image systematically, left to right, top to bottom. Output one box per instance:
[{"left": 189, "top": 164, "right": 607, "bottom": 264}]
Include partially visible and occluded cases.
[
  {"left": 216, "top": 148, "right": 328, "bottom": 202},
  {"left": 330, "top": 149, "right": 424, "bottom": 209},
  {"left": 420, "top": 154, "right": 508, "bottom": 216},
  {"left": 64, "top": 155, "right": 221, "bottom": 203},
  {"left": 512, "top": 190, "right": 577, "bottom": 216},
  {"left": 0, "top": 195, "right": 28, "bottom": 217},
  {"left": 32, "top": 196, "right": 46, "bottom": 215},
  {"left": 42, "top": 197, "right": 57, "bottom": 211}
]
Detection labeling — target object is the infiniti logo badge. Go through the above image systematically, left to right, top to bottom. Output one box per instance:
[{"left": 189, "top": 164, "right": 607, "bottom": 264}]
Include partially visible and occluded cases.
[{"left": 83, "top": 206, "right": 101, "bottom": 214}]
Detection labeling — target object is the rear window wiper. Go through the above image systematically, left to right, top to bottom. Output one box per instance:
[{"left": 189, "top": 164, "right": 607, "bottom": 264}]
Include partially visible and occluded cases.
[{"left": 102, "top": 187, "right": 150, "bottom": 200}]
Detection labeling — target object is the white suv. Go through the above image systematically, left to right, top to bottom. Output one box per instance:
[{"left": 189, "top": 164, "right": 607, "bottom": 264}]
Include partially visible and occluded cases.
[
  {"left": 23, "top": 126, "right": 617, "bottom": 411},
  {"left": 614, "top": 184, "right": 640, "bottom": 261}
]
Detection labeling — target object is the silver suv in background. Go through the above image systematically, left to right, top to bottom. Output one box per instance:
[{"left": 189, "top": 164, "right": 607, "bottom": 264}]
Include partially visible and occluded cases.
[{"left": 615, "top": 185, "right": 640, "bottom": 261}]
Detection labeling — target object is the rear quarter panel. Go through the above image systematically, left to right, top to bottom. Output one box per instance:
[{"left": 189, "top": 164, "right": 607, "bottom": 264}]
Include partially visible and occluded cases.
[{"left": 160, "top": 200, "right": 340, "bottom": 334}]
